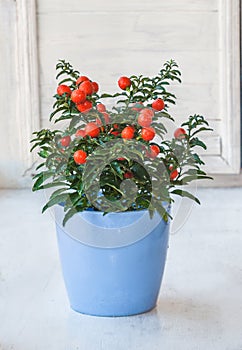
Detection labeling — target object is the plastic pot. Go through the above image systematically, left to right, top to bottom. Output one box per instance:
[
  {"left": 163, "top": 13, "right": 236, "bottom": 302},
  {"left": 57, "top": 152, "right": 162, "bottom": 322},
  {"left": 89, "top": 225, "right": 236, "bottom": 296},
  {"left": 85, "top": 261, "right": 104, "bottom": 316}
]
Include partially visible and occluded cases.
[{"left": 55, "top": 206, "right": 170, "bottom": 317}]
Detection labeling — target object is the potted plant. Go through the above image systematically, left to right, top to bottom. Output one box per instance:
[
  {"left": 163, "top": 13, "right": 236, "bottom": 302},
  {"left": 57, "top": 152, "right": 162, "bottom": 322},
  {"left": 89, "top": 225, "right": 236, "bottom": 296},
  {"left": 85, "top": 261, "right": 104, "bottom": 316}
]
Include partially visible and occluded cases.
[{"left": 31, "top": 59, "right": 212, "bottom": 316}]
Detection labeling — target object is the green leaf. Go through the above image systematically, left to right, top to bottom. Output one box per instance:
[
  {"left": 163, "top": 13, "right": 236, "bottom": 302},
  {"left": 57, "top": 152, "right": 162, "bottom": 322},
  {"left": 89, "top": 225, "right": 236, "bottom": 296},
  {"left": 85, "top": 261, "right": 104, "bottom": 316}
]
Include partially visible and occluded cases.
[
  {"left": 50, "top": 107, "right": 67, "bottom": 121},
  {"left": 54, "top": 113, "right": 77, "bottom": 123},
  {"left": 191, "top": 127, "right": 213, "bottom": 137},
  {"left": 190, "top": 138, "right": 207, "bottom": 150},
  {"left": 38, "top": 150, "right": 49, "bottom": 158},
  {"left": 193, "top": 153, "right": 205, "bottom": 165},
  {"left": 35, "top": 162, "right": 45, "bottom": 171},
  {"left": 32, "top": 171, "right": 54, "bottom": 191},
  {"left": 180, "top": 175, "right": 213, "bottom": 184},
  {"left": 38, "top": 181, "right": 68, "bottom": 190},
  {"left": 49, "top": 188, "right": 69, "bottom": 200},
  {"left": 171, "top": 189, "right": 200, "bottom": 204},
  {"left": 42, "top": 193, "right": 70, "bottom": 213},
  {"left": 63, "top": 207, "right": 79, "bottom": 226}
]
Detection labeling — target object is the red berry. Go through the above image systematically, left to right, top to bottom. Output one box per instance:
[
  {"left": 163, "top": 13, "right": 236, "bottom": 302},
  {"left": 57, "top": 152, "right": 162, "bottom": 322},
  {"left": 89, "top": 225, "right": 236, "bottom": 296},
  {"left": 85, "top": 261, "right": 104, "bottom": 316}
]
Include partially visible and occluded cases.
[
  {"left": 76, "top": 76, "right": 89, "bottom": 86},
  {"left": 118, "top": 76, "right": 131, "bottom": 90},
  {"left": 79, "top": 80, "right": 94, "bottom": 95},
  {"left": 92, "top": 82, "right": 99, "bottom": 93},
  {"left": 57, "top": 85, "right": 71, "bottom": 96},
  {"left": 71, "top": 90, "right": 86, "bottom": 104},
  {"left": 152, "top": 98, "right": 165, "bottom": 111},
  {"left": 76, "top": 100, "right": 93, "bottom": 113},
  {"left": 131, "top": 102, "right": 143, "bottom": 112},
  {"left": 97, "top": 103, "right": 106, "bottom": 112},
  {"left": 140, "top": 108, "right": 154, "bottom": 118},
  {"left": 96, "top": 112, "right": 110, "bottom": 126},
  {"left": 100, "top": 112, "right": 110, "bottom": 124},
  {"left": 103, "top": 112, "right": 110, "bottom": 123},
  {"left": 138, "top": 113, "right": 152, "bottom": 127},
  {"left": 96, "top": 118, "right": 102, "bottom": 126},
  {"left": 85, "top": 122, "right": 100, "bottom": 138},
  {"left": 113, "top": 124, "right": 119, "bottom": 129},
  {"left": 121, "top": 126, "right": 135, "bottom": 139},
  {"left": 141, "top": 127, "right": 155, "bottom": 141},
  {"left": 174, "top": 128, "right": 186, "bottom": 139},
  {"left": 75, "top": 129, "right": 86, "bottom": 138},
  {"left": 111, "top": 131, "right": 120, "bottom": 136},
  {"left": 60, "top": 135, "right": 71, "bottom": 147},
  {"left": 147, "top": 144, "right": 160, "bottom": 158},
  {"left": 150, "top": 145, "right": 160, "bottom": 155},
  {"left": 73, "top": 150, "right": 87, "bottom": 165},
  {"left": 117, "top": 157, "right": 125, "bottom": 161},
  {"left": 170, "top": 168, "right": 179, "bottom": 180},
  {"left": 124, "top": 171, "right": 133, "bottom": 179}
]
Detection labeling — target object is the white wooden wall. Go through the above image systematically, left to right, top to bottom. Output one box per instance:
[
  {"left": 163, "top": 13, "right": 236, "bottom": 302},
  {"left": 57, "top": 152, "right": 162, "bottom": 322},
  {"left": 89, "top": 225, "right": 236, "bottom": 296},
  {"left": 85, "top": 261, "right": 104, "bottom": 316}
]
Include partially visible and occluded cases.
[
  {"left": 0, "top": 0, "right": 240, "bottom": 188},
  {"left": 0, "top": 0, "right": 18, "bottom": 187},
  {"left": 37, "top": 0, "right": 240, "bottom": 175}
]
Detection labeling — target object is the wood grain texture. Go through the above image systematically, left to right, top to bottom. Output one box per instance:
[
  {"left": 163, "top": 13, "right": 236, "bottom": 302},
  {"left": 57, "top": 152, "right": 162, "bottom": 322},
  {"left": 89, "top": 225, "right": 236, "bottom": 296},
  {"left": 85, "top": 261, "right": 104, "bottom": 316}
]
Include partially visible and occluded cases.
[
  {"left": 0, "top": 0, "right": 40, "bottom": 188},
  {"left": 36, "top": 0, "right": 240, "bottom": 175},
  {"left": 37, "top": 0, "right": 219, "bottom": 13},
  {"left": 218, "top": 0, "right": 241, "bottom": 173},
  {"left": 0, "top": 1, "right": 20, "bottom": 187}
]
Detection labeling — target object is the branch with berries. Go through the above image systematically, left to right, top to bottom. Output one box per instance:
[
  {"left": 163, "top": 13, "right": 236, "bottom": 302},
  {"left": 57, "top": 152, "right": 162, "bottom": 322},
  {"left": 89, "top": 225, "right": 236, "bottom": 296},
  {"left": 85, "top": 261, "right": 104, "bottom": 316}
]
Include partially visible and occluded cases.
[{"left": 31, "top": 59, "right": 213, "bottom": 225}]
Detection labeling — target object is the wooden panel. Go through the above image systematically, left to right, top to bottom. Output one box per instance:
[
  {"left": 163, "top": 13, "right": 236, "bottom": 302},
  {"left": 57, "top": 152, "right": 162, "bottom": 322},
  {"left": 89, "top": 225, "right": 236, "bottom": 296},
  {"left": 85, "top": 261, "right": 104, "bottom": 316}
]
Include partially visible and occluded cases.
[
  {"left": 0, "top": 0, "right": 40, "bottom": 188},
  {"left": 37, "top": 0, "right": 219, "bottom": 13},
  {"left": 37, "top": 0, "right": 240, "bottom": 175},
  {"left": 218, "top": 0, "right": 240, "bottom": 173},
  {"left": 0, "top": 1, "right": 18, "bottom": 187},
  {"left": 38, "top": 12, "right": 218, "bottom": 52},
  {"left": 38, "top": 48, "right": 219, "bottom": 86},
  {"left": 39, "top": 82, "right": 219, "bottom": 122}
]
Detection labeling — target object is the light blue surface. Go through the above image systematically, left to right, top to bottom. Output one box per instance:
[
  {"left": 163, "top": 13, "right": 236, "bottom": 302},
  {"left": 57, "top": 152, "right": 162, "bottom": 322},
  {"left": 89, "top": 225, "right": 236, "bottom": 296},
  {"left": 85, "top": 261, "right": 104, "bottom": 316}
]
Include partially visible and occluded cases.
[{"left": 56, "top": 210, "right": 170, "bottom": 317}]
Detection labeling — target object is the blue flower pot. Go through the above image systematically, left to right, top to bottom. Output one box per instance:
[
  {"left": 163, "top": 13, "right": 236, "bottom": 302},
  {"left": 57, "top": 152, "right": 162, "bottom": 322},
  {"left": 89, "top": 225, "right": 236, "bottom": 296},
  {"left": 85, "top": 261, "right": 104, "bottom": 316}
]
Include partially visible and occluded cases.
[{"left": 55, "top": 206, "right": 170, "bottom": 317}]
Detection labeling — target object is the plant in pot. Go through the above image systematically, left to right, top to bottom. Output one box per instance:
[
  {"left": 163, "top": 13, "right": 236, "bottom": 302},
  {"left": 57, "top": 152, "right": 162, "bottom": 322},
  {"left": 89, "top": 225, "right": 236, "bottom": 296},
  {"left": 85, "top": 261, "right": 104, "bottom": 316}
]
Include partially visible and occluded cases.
[{"left": 31, "top": 59, "right": 212, "bottom": 317}]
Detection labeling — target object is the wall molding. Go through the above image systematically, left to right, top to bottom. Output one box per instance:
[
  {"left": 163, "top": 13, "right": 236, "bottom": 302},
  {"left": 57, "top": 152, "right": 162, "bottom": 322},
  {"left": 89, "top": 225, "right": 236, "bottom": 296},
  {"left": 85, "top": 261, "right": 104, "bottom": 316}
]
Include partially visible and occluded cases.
[
  {"left": 12, "top": 0, "right": 241, "bottom": 189},
  {"left": 16, "top": 0, "right": 40, "bottom": 185},
  {"left": 217, "top": 0, "right": 241, "bottom": 174}
]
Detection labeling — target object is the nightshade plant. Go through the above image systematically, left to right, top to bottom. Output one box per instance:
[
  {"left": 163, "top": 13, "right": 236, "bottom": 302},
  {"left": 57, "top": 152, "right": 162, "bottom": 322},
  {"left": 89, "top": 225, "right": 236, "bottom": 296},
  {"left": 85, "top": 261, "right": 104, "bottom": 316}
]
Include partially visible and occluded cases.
[{"left": 31, "top": 59, "right": 212, "bottom": 225}]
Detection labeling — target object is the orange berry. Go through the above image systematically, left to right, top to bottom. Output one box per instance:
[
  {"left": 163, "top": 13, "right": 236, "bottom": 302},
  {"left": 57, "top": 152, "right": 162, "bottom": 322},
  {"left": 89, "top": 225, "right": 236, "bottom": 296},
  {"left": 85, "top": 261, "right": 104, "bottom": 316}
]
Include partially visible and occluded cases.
[
  {"left": 76, "top": 76, "right": 89, "bottom": 86},
  {"left": 118, "top": 76, "right": 131, "bottom": 90},
  {"left": 79, "top": 80, "right": 94, "bottom": 95},
  {"left": 92, "top": 82, "right": 99, "bottom": 93},
  {"left": 57, "top": 85, "right": 71, "bottom": 96},
  {"left": 71, "top": 90, "right": 86, "bottom": 104},
  {"left": 152, "top": 98, "right": 165, "bottom": 111},
  {"left": 76, "top": 100, "right": 93, "bottom": 113},
  {"left": 131, "top": 102, "right": 143, "bottom": 112},
  {"left": 97, "top": 103, "right": 106, "bottom": 112},
  {"left": 140, "top": 108, "right": 154, "bottom": 118},
  {"left": 96, "top": 112, "right": 110, "bottom": 125},
  {"left": 138, "top": 113, "right": 152, "bottom": 127},
  {"left": 85, "top": 122, "right": 100, "bottom": 138},
  {"left": 121, "top": 126, "right": 135, "bottom": 139},
  {"left": 141, "top": 127, "right": 155, "bottom": 141},
  {"left": 174, "top": 128, "right": 186, "bottom": 139},
  {"left": 75, "top": 129, "right": 86, "bottom": 138},
  {"left": 111, "top": 131, "right": 121, "bottom": 136},
  {"left": 60, "top": 135, "right": 71, "bottom": 147},
  {"left": 147, "top": 144, "right": 160, "bottom": 158},
  {"left": 73, "top": 150, "right": 87, "bottom": 164},
  {"left": 170, "top": 168, "right": 179, "bottom": 180},
  {"left": 124, "top": 171, "right": 133, "bottom": 179}
]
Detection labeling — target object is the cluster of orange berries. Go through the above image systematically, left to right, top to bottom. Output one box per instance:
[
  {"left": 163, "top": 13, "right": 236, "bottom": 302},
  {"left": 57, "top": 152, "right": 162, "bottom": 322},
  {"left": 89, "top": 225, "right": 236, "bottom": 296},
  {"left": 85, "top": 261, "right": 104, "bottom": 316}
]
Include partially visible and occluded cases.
[
  {"left": 57, "top": 75, "right": 187, "bottom": 181},
  {"left": 57, "top": 75, "right": 99, "bottom": 113}
]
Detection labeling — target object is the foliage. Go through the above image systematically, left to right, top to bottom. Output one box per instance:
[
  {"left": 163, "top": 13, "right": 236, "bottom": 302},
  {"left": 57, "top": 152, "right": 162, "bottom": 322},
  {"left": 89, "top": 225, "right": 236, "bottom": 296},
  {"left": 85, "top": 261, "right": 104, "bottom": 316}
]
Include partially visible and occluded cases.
[{"left": 31, "top": 59, "right": 213, "bottom": 225}]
